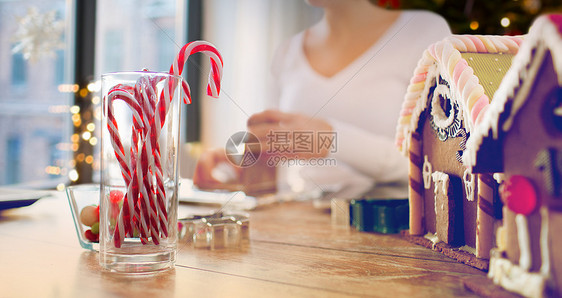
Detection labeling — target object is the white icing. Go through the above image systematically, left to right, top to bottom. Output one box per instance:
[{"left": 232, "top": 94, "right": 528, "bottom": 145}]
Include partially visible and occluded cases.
[
  {"left": 430, "top": 80, "right": 455, "bottom": 129},
  {"left": 422, "top": 155, "right": 433, "bottom": 189},
  {"left": 463, "top": 168, "right": 475, "bottom": 201},
  {"left": 431, "top": 171, "right": 449, "bottom": 195},
  {"left": 432, "top": 171, "right": 449, "bottom": 230},
  {"left": 493, "top": 173, "right": 505, "bottom": 184},
  {"left": 488, "top": 206, "right": 554, "bottom": 298},
  {"left": 540, "top": 207, "right": 550, "bottom": 277},
  {"left": 516, "top": 214, "right": 532, "bottom": 271},
  {"left": 496, "top": 224, "right": 507, "bottom": 252},
  {"left": 424, "top": 232, "right": 439, "bottom": 249},
  {"left": 458, "top": 245, "right": 476, "bottom": 255},
  {"left": 488, "top": 251, "right": 547, "bottom": 298}
]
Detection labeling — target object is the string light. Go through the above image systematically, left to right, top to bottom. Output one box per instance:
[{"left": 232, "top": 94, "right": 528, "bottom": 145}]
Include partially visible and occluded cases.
[
  {"left": 501, "top": 17, "right": 511, "bottom": 28},
  {"left": 470, "top": 21, "right": 479, "bottom": 31},
  {"left": 66, "top": 78, "right": 100, "bottom": 185},
  {"left": 48, "top": 79, "right": 100, "bottom": 185},
  {"left": 87, "top": 80, "right": 101, "bottom": 93},
  {"left": 58, "top": 84, "right": 79, "bottom": 93},
  {"left": 70, "top": 105, "right": 80, "bottom": 114},
  {"left": 81, "top": 131, "right": 91, "bottom": 140},
  {"left": 69, "top": 169, "right": 79, "bottom": 182}
]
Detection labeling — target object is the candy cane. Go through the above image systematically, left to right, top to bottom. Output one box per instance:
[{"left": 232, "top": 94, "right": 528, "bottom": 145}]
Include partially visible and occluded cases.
[
  {"left": 135, "top": 40, "right": 223, "bottom": 235},
  {"left": 109, "top": 41, "right": 223, "bottom": 248},
  {"left": 169, "top": 41, "right": 223, "bottom": 103},
  {"left": 134, "top": 76, "right": 167, "bottom": 243},
  {"left": 107, "top": 84, "right": 164, "bottom": 247},
  {"left": 106, "top": 87, "right": 148, "bottom": 244}
]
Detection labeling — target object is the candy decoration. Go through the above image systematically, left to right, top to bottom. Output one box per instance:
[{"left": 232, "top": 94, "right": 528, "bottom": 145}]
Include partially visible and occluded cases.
[
  {"left": 108, "top": 41, "right": 223, "bottom": 248},
  {"left": 169, "top": 41, "right": 223, "bottom": 104},
  {"left": 500, "top": 175, "right": 538, "bottom": 216},
  {"left": 109, "top": 190, "right": 124, "bottom": 204},
  {"left": 79, "top": 203, "right": 101, "bottom": 243},
  {"left": 80, "top": 205, "right": 99, "bottom": 227},
  {"left": 91, "top": 222, "right": 100, "bottom": 235},
  {"left": 85, "top": 229, "right": 99, "bottom": 242}
]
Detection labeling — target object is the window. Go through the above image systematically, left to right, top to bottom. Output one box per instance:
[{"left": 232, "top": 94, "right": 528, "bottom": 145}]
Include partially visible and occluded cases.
[
  {"left": 0, "top": 0, "right": 208, "bottom": 187},
  {"left": 95, "top": 0, "right": 183, "bottom": 74},
  {"left": 0, "top": 1, "right": 72, "bottom": 188},
  {"left": 101, "top": 30, "right": 124, "bottom": 73},
  {"left": 55, "top": 49, "right": 65, "bottom": 85},
  {"left": 11, "top": 52, "right": 27, "bottom": 87},
  {"left": 545, "top": 87, "right": 562, "bottom": 134},
  {"left": 5, "top": 137, "right": 22, "bottom": 185}
]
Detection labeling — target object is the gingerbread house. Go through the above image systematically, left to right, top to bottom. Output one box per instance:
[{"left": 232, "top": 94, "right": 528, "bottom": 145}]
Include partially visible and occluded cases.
[
  {"left": 464, "top": 14, "right": 562, "bottom": 297},
  {"left": 395, "top": 34, "right": 523, "bottom": 270}
]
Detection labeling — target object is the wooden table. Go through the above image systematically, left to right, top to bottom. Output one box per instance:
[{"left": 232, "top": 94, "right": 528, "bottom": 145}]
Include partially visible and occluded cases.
[{"left": 0, "top": 190, "right": 488, "bottom": 297}]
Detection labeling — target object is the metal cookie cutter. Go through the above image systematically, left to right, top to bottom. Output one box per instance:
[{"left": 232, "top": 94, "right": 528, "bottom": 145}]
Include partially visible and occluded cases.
[{"left": 178, "top": 211, "right": 249, "bottom": 250}]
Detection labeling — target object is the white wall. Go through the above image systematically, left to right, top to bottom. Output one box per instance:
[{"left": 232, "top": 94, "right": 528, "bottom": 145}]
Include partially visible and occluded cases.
[{"left": 200, "top": 0, "right": 322, "bottom": 149}]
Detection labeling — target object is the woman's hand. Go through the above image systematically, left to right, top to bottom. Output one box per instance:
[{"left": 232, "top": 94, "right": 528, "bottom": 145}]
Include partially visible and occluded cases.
[
  {"left": 247, "top": 110, "right": 333, "bottom": 159},
  {"left": 193, "top": 148, "right": 242, "bottom": 191}
]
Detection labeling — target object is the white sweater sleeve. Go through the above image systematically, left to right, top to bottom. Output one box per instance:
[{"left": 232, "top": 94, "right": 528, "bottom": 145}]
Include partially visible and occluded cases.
[{"left": 328, "top": 118, "right": 409, "bottom": 184}]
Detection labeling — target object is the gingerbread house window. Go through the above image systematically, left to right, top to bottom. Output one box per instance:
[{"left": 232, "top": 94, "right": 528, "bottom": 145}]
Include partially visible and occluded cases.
[{"left": 550, "top": 87, "right": 562, "bottom": 132}]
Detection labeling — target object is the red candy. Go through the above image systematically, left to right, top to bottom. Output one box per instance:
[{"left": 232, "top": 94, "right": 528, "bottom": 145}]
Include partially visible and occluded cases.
[
  {"left": 500, "top": 175, "right": 538, "bottom": 215},
  {"left": 109, "top": 190, "right": 124, "bottom": 204},
  {"left": 80, "top": 205, "right": 99, "bottom": 227},
  {"left": 85, "top": 229, "right": 99, "bottom": 242}
]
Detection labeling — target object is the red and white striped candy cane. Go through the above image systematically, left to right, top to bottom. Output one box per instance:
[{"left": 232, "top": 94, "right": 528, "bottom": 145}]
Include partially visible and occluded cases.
[
  {"left": 132, "top": 40, "right": 224, "bottom": 238},
  {"left": 139, "top": 40, "right": 224, "bottom": 238},
  {"left": 169, "top": 40, "right": 223, "bottom": 104},
  {"left": 109, "top": 41, "right": 223, "bottom": 248},
  {"left": 106, "top": 87, "right": 152, "bottom": 245}
]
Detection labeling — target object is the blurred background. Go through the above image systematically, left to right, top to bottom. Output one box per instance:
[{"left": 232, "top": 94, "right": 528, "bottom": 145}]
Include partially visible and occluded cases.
[{"left": 0, "top": 0, "right": 560, "bottom": 189}]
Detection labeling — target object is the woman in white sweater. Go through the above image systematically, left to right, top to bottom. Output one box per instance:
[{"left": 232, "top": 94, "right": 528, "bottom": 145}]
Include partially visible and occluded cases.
[{"left": 195, "top": 0, "right": 451, "bottom": 197}]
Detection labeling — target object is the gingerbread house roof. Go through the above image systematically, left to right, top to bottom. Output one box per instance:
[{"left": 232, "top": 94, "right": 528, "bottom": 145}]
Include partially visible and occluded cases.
[
  {"left": 464, "top": 14, "right": 562, "bottom": 170},
  {"left": 395, "top": 34, "right": 523, "bottom": 154}
]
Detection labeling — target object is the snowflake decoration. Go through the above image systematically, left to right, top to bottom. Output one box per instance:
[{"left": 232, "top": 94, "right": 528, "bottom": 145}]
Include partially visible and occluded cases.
[{"left": 11, "top": 6, "right": 65, "bottom": 62}]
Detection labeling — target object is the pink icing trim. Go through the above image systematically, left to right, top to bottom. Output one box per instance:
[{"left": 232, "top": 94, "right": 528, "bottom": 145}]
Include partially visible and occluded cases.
[
  {"left": 548, "top": 14, "right": 562, "bottom": 35},
  {"left": 394, "top": 34, "right": 522, "bottom": 152},
  {"left": 456, "top": 36, "right": 476, "bottom": 52},
  {"left": 468, "top": 36, "right": 487, "bottom": 52},
  {"left": 428, "top": 45, "right": 437, "bottom": 60},
  {"left": 447, "top": 51, "right": 461, "bottom": 76},
  {"left": 453, "top": 59, "right": 468, "bottom": 85},
  {"left": 458, "top": 67, "right": 474, "bottom": 93},
  {"left": 411, "top": 73, "right": 427, "bottom": 84},
  {"left": 462, "top": 79, "right": 479, "bottom": 102},
  {"left": 467, "top": 85, "right": 485, "bottom": 110},
  {"left": 470, "top": 95, "right": 489, "bottom": 124},
  {"left": 474, "top": 104, "right": 489, "bottom": 125},
  {"left": 400, "top": 108, "right": 414, "bottom": 116}
]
